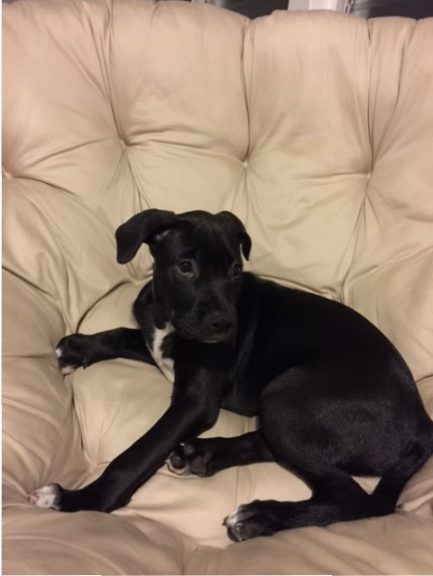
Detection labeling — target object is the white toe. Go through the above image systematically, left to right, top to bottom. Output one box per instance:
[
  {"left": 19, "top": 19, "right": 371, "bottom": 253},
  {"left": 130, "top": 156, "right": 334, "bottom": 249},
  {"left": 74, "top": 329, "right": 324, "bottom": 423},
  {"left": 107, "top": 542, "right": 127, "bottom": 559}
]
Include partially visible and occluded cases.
[
  {"left": 61, "top": 365, "right": 75, "bottom": 375},
  {"left": 166, "top": 459, "right": 190, "bottom": 476},
  {"left": 29, "top": 484, "right": 60, "bottom": 510},
  {"left": 224, "top": 507, "right": 242, "bottom": 530}
]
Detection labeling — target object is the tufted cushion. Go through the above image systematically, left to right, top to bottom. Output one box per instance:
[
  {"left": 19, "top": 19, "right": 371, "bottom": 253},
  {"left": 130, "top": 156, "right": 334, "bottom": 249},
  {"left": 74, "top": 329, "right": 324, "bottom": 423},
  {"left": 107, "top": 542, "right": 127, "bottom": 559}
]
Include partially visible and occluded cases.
[{"left": 3, "top": 1, "right": 433, "bottom": 573}]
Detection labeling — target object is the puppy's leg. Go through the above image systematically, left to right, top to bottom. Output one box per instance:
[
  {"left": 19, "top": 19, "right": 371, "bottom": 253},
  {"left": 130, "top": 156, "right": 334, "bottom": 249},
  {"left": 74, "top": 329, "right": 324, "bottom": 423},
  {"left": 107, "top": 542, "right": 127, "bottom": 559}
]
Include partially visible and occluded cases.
[
  {"left": 56, "top": 328, "right": 153, "bottom": 374},
  {"left": 225, "top": 367, "right": 433, "bottom": 541},
  {"left": 30, "top": 369, "right": 223, "bottom": 512},
  {"left": 168, "top": 430, "right": 274, "bottom": 477},
  {"left": 225, "top": 439, "right": 433, "bottom": 542},
  {"left": 225, "top": 474, "right": 372, "bottom": 541}
]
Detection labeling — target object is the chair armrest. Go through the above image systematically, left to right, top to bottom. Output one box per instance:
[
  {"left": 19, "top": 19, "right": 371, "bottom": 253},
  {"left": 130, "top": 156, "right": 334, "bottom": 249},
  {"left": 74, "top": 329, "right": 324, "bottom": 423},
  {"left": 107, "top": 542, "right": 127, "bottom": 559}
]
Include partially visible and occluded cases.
[{"left": 3, "top": 269, "right": 87, "bottom": 497}]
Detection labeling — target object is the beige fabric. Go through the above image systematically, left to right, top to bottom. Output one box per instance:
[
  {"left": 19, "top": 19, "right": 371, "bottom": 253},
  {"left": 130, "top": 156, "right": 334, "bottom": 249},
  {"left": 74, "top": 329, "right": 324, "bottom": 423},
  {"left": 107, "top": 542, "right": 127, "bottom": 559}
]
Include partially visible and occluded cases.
[
  {"left": 3, "top": 1, "right": 433, "bottom": 574},
  {"left": 242, "top": 11, "right": 371, "bottom": 298},
  {"left": 344, "top": 17, "right": 433, "bottom": 382},
  {"left": 2, "top": 270, "right": 87, "bottom": 497},
  {"left": 3, "top": 485, "right": 188, "bottom": 576},
  {"left": 186, "top": 512, "right": 433, "bottom": 575}
]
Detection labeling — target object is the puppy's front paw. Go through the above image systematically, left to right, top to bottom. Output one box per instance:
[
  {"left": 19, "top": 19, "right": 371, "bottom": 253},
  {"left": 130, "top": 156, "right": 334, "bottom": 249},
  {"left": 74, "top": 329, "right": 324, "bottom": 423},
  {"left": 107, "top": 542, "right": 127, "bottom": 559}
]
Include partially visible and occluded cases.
[
  {"left": 56, "top": 334, "right": 93, "bottom": 374},
  {"left": 29, "top": 483, "right": 63, "bottom": 510}
]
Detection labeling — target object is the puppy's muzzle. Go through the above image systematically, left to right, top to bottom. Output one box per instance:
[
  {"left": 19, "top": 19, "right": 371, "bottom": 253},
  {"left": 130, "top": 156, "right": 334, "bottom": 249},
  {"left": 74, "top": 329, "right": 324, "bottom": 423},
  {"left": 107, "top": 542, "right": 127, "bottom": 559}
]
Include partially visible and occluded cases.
[
  {"left": 175, "top": 309, "right": 236, "bottom": 344},
  {"left": 204, "top": 310, "right": 235, "bottom": 343}
]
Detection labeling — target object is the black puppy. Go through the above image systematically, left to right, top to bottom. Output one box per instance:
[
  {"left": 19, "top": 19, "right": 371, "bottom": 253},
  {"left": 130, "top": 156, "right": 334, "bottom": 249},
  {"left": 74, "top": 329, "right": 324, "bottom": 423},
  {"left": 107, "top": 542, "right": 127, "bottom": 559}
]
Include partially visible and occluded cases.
[{"left": 31, "top": 209, "right": 433, "bottom": 542}]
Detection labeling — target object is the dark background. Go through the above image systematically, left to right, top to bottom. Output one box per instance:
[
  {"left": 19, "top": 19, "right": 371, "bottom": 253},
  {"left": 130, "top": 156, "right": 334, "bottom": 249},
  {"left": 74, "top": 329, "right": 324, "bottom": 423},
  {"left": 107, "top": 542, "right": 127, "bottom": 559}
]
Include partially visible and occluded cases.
[
  {"left": 181, "top": 0, "right": 433, "bottom": 19},
  {"left": 350, "top": 0, "right": 433, "bottom": 18}
]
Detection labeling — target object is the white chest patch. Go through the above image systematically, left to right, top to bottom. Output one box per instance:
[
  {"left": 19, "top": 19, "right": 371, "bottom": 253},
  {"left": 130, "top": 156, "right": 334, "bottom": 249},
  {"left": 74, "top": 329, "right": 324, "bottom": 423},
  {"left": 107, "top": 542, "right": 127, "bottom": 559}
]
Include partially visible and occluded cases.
[{"left": 147, "top": 323, "right": 175, "bottom": 383}]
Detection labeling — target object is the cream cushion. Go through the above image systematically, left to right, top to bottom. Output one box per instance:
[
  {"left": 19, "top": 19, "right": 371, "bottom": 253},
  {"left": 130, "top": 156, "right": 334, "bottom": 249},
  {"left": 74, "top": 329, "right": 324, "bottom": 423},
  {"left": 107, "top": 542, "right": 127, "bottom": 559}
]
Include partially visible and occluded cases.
[{"left": 3, "top": 1, "right": 433, "bottom": 573}]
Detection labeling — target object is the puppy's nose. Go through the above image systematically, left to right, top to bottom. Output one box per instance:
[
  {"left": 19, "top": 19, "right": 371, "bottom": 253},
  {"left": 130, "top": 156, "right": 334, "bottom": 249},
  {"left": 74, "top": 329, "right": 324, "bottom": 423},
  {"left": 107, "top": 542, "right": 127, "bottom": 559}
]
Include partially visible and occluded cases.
[{"left": 207, "top": 311, "right": 234, "bottom": 335}]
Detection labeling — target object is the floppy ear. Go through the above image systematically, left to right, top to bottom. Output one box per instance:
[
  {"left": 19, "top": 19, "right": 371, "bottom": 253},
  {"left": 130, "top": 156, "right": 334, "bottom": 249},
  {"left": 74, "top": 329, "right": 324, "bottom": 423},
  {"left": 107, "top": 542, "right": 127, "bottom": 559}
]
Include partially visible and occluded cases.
[
  {"left": 115, "top": 209, "right": 176, "bottom": 264},
  {"left": 216, "top": 211, "right": 252, "bottom": 260}
]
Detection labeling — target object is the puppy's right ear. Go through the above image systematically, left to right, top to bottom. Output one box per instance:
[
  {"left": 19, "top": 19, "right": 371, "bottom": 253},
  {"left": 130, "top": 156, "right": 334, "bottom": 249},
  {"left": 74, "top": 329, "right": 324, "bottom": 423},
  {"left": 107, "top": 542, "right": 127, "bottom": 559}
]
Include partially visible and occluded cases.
[{"left": 115, "top": 209, "right": 176, "bottom": 264}]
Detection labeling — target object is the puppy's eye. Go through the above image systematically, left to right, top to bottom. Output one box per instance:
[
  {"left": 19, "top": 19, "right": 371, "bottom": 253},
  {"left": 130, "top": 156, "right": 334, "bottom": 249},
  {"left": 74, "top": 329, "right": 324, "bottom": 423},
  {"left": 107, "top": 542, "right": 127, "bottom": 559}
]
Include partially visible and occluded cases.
[
  {"left": 177, "top": 260, "right": 194, "bottom": 275},
  {"left": 231, "top": 263, "right": 242, "bottom": 278}
]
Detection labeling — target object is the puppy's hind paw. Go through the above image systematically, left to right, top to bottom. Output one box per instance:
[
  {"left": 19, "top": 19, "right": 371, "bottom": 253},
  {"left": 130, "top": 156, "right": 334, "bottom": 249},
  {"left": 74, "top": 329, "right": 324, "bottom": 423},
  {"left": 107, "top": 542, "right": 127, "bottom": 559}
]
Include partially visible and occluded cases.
[
  {"left": 167, "top": 441, "right": 215, "bottom": 477},
  {"left": 167, "top": 444, "right": 191, "bottom": 476},
  {"left": 29, "top": 483, "right": 63, "bottom": 510},
  {"left": 224, "top": 501, "right": 280, "bottom": 542}
]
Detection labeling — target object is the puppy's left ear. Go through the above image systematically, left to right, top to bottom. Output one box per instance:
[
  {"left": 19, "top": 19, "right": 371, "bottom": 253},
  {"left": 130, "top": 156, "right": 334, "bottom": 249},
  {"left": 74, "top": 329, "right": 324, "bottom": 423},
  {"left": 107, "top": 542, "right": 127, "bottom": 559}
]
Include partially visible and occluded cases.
[
  {"left": 115, "top": 209, "right": 176, "bottom": 264},
  {"left": 216, "top": 211, "right": 252, "bottom": 261}
]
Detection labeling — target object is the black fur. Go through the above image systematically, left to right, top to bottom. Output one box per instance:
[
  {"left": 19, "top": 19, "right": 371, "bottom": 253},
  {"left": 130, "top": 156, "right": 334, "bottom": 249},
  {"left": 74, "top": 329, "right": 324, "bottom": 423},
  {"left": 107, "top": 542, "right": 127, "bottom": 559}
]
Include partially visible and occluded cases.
[{"left": 41, "top": 209, "right": 433, "bottom": 541}]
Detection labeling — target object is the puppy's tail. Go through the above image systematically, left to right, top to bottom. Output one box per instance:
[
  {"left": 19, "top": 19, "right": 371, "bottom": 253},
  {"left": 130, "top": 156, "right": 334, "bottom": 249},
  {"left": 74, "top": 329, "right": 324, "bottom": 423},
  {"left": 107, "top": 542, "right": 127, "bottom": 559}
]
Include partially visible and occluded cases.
[{"left": 370, "top": 422, "right": 433, "bottom": 515}]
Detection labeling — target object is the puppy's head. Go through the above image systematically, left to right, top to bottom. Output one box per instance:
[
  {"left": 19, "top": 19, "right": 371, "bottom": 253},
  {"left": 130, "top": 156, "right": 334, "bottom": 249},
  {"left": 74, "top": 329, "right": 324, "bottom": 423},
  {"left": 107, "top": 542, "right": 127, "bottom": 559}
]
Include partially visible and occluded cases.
[{"left": 116, "top": 209, "right": 251, "bottom": 344}]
